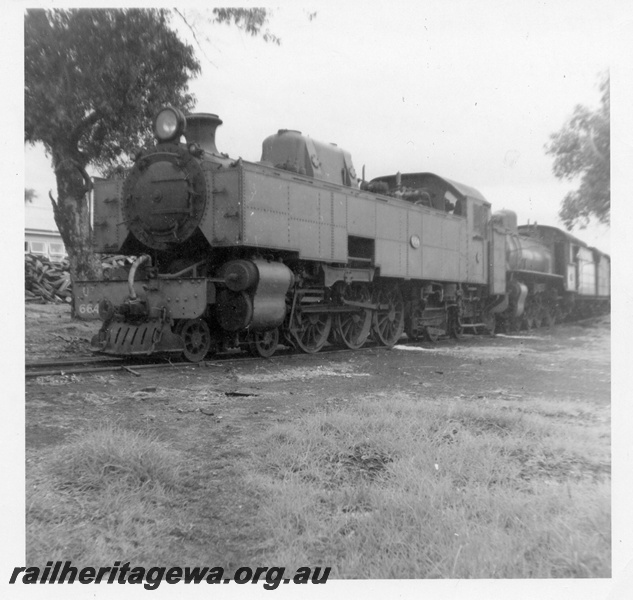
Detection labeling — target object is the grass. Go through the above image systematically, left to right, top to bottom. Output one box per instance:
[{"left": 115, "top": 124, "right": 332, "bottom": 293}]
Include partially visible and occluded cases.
[
  {"left": 244, "top": 393, "right": 611, "bottom": 578},
  {"left": 25, "top": 394, "right": 610, "bottom": 578},
  {"left": 26, "top": 423, "right": 187, "bottom": 566}
]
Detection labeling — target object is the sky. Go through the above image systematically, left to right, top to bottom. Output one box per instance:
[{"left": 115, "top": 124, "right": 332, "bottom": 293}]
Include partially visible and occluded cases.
[{"left": 24, "top": 0, "right": 616, "bottom": 252}]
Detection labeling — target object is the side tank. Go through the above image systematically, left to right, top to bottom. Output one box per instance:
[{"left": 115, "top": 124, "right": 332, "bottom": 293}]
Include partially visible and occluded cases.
[{"left": 261, "top": 129, "right": 358, "bottom": 187}]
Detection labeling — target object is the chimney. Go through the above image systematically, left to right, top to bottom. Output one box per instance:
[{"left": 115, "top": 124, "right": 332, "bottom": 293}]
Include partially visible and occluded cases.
[{"left": 185, "top": 113, "right": 223, "bottom": 155}]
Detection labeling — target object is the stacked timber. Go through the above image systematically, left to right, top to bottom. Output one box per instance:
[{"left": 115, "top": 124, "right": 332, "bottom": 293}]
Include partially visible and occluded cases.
[
  {"left": 25, "top": 254, "right": 134, "bottom": 304},
  {"left": 25, "top": 254, "right": 71, "bottom": 303}
]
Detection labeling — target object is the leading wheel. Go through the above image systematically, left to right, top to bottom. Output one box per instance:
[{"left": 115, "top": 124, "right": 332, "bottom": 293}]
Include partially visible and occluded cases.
[
  {"left": 335, "top": 285, "right": 372, "bottom": 350},
  {"left": 371, "top": 285, "right": 404, "bottom": 348},
  {"left": 292, "top": 310, "right": 332, "bottom": 354},
  {"left": 176, "top": 318, "right": 212, "bottom": 363},
  {"left": 248, "top": 328, "right": 279, "bottom": 358}
]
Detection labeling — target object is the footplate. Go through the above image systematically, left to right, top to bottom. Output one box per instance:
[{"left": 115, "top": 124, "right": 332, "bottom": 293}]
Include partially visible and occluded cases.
[{"left": 91, "top": 321, "right": 184, "bottom": 356}]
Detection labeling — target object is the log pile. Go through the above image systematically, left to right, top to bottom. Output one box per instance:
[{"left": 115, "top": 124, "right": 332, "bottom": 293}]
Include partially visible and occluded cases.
[
  {"left": 25, "top": 254, "right": 134, "bottom": 304},
  {"left": 25, "top": 254, "right": 72, "bottom": 303}
]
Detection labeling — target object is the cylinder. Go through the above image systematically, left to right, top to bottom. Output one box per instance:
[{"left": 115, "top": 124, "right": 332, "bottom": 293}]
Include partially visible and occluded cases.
[
  {"left": 215, "top": 260, "right": 294, "bottom": 332},
  {"left": 222, "top": 260, "right": 260, "bottom": 292},
  {"left": 249, "top": 261, "right": 294, "bottom": 330},
  {"left": 215, "top": 290, "right": 254, "bottom": 332}
]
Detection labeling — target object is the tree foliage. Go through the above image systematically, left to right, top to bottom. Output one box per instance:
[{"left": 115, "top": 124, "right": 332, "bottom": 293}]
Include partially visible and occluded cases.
[
  {"left": 24, "top": 7, "right": 279, "bottom": 284},
  {"left": 173, "top": 7, "right": 281, "bottom": 67},
  {"left": 25, "top": 8, "right": 201, "bottom": 281},
  {"left": 211, "top": 8, "right": 281, "bottom": 45},
  {"left": 25, "top": 9, "right": 200, "bottom": 175},
  {"left": 545, "top": 74, "right": 610, "bottom": 230},
  {"left": 25, "top": 188, "right": 37, "bottom": 204}
]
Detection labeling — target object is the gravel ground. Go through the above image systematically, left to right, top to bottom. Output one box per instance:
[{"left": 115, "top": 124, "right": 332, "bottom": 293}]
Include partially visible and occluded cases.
[{"left": 23, "top": 303, "right": 611, "bottom": 578}]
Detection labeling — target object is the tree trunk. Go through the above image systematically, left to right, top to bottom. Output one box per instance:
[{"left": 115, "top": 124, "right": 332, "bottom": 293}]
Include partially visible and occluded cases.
[{"left": 50, "top": 155, "right": 102, "bottom": 316}]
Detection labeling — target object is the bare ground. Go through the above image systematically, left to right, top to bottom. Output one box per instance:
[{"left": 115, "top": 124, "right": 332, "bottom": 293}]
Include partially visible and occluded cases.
[{"left": 24, "top": 303, "right": 611, "bottom": 575}]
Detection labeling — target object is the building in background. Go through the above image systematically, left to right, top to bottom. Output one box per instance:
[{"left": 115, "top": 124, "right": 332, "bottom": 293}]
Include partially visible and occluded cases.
[{"left": 24, "top": 198, "right": 67, "bottom": 262}]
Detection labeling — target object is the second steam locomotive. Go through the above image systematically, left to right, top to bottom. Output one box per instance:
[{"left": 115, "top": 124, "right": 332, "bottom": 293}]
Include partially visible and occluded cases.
[{"left": 73, "top": 107, "right": 610, "bottom": 361}]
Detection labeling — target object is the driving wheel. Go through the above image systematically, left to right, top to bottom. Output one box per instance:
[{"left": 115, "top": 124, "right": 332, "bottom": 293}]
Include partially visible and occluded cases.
[
  {"left": 335, "top": 285, "right": 372, "bottom": 349},
  {"left": 371, "top": 285, "right": 404, "bottom": 347}
]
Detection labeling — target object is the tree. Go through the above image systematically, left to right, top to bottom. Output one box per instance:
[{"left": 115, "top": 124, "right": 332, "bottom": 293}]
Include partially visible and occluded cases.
[
  {"left": 25, "top": 8, "right": 201, "bottom": 283},
  {"left": 26, "top": 8, "right": 281, "bottom": 285},
  {"left": 173, "top": 8, "right": 281, "bottom": 67},
  {"left": 210, "top": 8, "right": 281, "bottom": 44},
  {"left": 545, "top": 73, "right": 610, "bottom": 230},
  {"left": 25, "top": 188, "right": 37, "bottom": 204}
]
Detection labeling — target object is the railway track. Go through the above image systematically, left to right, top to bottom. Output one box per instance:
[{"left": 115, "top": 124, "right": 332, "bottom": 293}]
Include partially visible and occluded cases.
[
  {"left": 25, "top": 315, "right": 608, "bottom": 379},
  {"left": 27, "top": 327, "right": 466, "bottom": 378},
  {"left": 25, "top": 340, "right": 394, "bottom": 378},
  {"left": 26, "top": 356, "right": 168, "bottom": 378}
]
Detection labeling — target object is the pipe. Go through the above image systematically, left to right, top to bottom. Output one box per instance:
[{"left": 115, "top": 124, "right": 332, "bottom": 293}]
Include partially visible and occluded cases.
[
  {"left": 128, "top": 254, "right": 151, "bottom": 300},
  {"left": 157, "top": 260, "right": 206, "bottom": 279}
]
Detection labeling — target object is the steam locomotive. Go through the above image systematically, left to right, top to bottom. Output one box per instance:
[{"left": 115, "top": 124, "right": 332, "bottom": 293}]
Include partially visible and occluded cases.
[{"left": 73, "top": 107, "right": 610, "bottom": 361}]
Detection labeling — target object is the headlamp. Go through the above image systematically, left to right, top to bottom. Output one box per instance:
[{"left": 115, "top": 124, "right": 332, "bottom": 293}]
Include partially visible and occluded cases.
[{"left": 154, "top": 107, "right": 186, "bottom": 142}]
